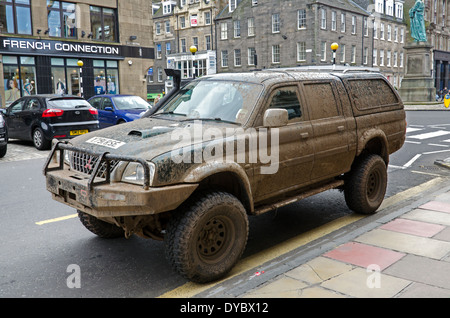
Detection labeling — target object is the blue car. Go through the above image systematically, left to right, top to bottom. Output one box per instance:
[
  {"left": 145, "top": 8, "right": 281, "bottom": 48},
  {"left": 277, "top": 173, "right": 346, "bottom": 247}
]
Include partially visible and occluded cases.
[{"left": 87, "top": 94, "right": 150, "bottom": 129}]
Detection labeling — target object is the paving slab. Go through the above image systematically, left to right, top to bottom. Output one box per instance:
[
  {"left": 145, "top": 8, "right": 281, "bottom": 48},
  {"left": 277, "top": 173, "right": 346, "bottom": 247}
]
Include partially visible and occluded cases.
[
  {"left": 419, "top": 201, "right": 450, "bottom": 214},
  {"left": 403, "top": 209, "right": 450, "bottom": 226},
  {"left": 379, "top": 218, "right": 445, "bottom": 237},
  {"left": 434, "top": 226, "right": 450, "bottom": 242},
  {"left": 355, "top": 228, "right": 450, "bottom": 259},
  {"left": 324, "top": 242, "right": 405, "bottom": 270},
  {"left": 384, "top": 255, "right": 450, "bottom": 290},
  {"left": 284, "top": 257, "right": 353, "bottom": 284},
  {"left": 320, "top": 267, "right": 411, "bottom": 298},
  {"left": 396, "top": 282, "right": 450, "bottom": 298}
]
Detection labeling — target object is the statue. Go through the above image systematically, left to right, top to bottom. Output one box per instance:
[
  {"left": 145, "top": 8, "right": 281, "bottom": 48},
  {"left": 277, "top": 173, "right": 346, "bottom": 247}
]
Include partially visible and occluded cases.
[{"left": 409, "top": 0, "right": 427, "bottom": 42}]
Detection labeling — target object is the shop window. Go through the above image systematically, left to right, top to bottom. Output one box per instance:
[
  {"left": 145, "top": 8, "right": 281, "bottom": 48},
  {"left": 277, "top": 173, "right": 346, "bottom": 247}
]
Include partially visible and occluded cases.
[
  {"left": 0, "top": 0, "right": 32, "bottom": 35},
  {"left": 47, "top": 1, "right": 77, "bottom": 38},
  {"left": 90, "top": 6, "right": 117, "bottom": 42},
  {"left": 3, "top": 55, "right": 36, "bottom": 106},
  {"left": 93, "top": 60, "right": 119, "bottom": 95}
]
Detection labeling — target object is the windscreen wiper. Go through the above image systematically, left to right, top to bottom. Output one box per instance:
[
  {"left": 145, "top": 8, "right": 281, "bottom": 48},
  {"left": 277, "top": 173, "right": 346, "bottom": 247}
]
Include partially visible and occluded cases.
[{"left": 181, "top": 117, "right": 240, "bottom": 125}]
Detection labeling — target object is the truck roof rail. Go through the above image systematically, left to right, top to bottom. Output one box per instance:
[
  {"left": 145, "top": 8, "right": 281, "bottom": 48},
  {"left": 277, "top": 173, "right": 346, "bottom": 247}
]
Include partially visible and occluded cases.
[{"left": 280, "top": 65, "right": 380, "bottom": 73}]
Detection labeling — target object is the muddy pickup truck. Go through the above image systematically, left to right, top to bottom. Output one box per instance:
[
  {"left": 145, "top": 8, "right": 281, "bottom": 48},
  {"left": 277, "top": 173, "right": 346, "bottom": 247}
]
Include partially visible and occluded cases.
[{"left": 44, "top": 67, "right": 406, "bottom": 283}]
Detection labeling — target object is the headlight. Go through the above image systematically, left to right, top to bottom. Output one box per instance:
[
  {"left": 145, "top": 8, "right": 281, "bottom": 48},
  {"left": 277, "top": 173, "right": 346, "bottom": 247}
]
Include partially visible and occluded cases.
[{"left": 122, "top": 162, "right": 155, "bottom": 186}]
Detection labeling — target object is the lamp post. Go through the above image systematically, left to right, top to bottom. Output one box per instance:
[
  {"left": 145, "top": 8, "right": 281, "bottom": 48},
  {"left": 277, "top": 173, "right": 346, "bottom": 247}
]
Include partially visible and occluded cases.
[
  {"left": 331, "top": 42, "right": 339, "bottom": 69},
  {"left": 189, "top": 45, "right": 197, "bottom": 78},
  {"left": 77, "top": 59, "right": 84, "bottom": 98}
]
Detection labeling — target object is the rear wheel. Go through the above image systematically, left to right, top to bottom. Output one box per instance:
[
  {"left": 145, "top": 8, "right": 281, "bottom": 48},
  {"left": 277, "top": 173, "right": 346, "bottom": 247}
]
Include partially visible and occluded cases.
[
  {"left": 32, "top": 128, "right": 51, "bottom": 150},
  {"left": 344, "top": 154, "right": 387, "bottom": 214},
  {"left": 165, "top": 191, "right": 249, "bottom": 283},
  {"left": 78, "top": 210, "right": 125, "bottom": 238}
]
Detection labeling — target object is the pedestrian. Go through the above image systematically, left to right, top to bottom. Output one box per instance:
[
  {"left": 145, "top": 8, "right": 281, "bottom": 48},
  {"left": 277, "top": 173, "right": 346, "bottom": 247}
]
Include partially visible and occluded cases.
[{"left": 441, "top": 87, "right": 448, "bottom": 101}]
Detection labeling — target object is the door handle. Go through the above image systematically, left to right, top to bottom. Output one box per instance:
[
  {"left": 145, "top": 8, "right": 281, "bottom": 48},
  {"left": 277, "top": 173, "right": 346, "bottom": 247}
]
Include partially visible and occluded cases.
[
  {"left": 337, "top": 125, "right": 345, "bottom": 132},
  {"left": 301, "top": 132, "right": 309, "bottom": 139}
]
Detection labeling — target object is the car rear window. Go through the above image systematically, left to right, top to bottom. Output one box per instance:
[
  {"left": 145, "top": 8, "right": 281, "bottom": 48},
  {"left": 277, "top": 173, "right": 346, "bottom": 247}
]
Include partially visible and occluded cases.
[
  {"left": 347, "top": 79, "right": 399, "bottom": 110},
  {"left": 47, "top": 98, "right": 91, "bottom": 109}
]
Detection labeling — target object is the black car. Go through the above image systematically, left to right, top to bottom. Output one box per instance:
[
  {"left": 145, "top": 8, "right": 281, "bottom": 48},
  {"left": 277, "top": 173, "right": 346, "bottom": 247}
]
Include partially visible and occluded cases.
[
  {"left": 4, "top": 95, "right": 99, "bottom": 150},
  {"left": 0, "top": 109, "right": 7, "bottom": 157}
]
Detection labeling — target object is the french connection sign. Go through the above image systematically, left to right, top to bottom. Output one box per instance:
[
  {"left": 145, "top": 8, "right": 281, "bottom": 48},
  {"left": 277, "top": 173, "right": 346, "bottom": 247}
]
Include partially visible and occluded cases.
[{"left": 0, "top": 37, "right": 152, "bottom": 59}]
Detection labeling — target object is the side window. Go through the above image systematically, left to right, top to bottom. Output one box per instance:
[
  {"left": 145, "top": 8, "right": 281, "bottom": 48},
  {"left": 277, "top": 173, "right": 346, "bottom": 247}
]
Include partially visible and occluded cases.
[
  {"left": 347, "top": 79, "right": 399, "bottom": 110},
  {"left": 303, "top": 82, "right": 339, "bottom": 120},
  {"left": 269, "top": 86, "right": 302, "bottom": 122},
  {"left": 89, "top": 97, "right": 103, "bottom": 110},
  {"left": 24, "top": 98, "right": 40, "bottom": 111},
  {"left": 103, "top": 98, "right": 113, "bottom": 109},
  {"left": 10, "top": 100, "right": 26, "bottom": 114}
]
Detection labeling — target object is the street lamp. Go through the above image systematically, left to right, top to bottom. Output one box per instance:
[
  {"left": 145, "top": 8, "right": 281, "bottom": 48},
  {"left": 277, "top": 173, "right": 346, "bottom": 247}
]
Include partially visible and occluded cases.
[
  {"left": 331, "top": 42, "right": 339, "bottom": 69},
  {"left": 190, "top": 45, "right": 197, "bottom": 78},
  {"left": 77, "top": 59, "right": 84, "bottom": 98}
]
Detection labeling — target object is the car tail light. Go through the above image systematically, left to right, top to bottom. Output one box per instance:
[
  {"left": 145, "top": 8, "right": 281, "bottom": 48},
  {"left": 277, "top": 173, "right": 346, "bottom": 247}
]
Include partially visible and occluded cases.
[
  {"left": 89, "top": 107, "right": 98, "bottom": 115},
  {"left": 42, "top": 109, "right": 64, "bottom": 117}
]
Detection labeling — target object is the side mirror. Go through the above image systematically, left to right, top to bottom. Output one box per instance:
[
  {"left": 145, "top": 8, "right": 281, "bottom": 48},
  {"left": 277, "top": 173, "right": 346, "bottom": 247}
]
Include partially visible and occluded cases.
[
  {"left": 104, "top": 107, "right": 113, "bottom": 111},
  {"left": 263, "top": 108, "right": 288, "bottom": 127},
  {"left": 0, "top": 109, "right": 5, "bottom": 115}
]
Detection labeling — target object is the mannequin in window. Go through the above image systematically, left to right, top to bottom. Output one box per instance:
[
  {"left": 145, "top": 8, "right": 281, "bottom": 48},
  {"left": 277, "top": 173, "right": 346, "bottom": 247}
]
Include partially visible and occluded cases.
[
  {"left": 94, "top": 78, "right": 105, "bottom": 95},
  {"left": 107, "top": 78, "right": 116, "bottom": 94},
  {"left": 24, "top": 79, "right": 33, "bottom": 95},
  {"left": 56, "top": 79, "right": 65, "bottom": 94}
]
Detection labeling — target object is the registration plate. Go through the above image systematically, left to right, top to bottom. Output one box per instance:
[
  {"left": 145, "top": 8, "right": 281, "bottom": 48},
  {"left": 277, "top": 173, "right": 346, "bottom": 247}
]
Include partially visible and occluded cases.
[{"left": 70, "top": 129, "right": 88, "bottom": 136}]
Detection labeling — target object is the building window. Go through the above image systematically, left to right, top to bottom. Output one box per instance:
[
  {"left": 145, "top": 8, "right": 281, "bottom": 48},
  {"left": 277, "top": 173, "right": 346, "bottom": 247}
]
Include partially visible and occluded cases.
[
  {"left": 0, "top": 0, "right": 32, "bottom": 35},
  {"left": 229, "top": 0, "right": 237, "bottom": 12},
  {"left": 47, "top": 1, "right": 77, "bottom": 38},
  {"left": 396, "top": 3, "right": 403, "bottom": 19},
  {"left": 90, "top": 6, "right": 117, "bottom": 42},
  {"left": 298, "top": 9, "right": 306, "bottom": 29},
  {"left": 321, "top": 9, "right": 327, "bottom": 29},
  {"left": 204, "top": 11, "right": 211, "bottom": 25},
  {"left": 331, "top": 11, "right": 337, "bottom": 31},
  {"left": 272, "top": 13, "right": 280, "bottom": 33},
  {"left": 340, "top": 13, "right": 345, "bottom": 33},
  {"left": 351, "top": 15, "right": 356, "bottom": 34},
  {"left": 180, "top": 16, "right": 186, "bottom": 28},
  {"left": 248, "top": 17, "right": 255, "bottom": 36},
  {"left": 364, "top": 17, "right": 368, "bottom": 36},
  {"left": 165, "top": 20, "right": 170, "bottom": 33},
  {"left": 234, "top": 20, "right": 241, "bottom": 38},
  {"left": 156, "top": 22, "right": 161, "bottom": 35},
  {"left": 221, "top": 22, "right": 228, "bottom": 40},
  {"left": 373, "top": 22, "right": 378, "bottom": 38},
  {"left": 380, "top": 23, "right": 384, "bottom": 40},
  {"left": 387, "top": 24, "right": 391, "bottom": 41},
  {"left": 394, "top": 26, "right": 398, "bottom": 42},
  {"left": 400, "top": 28, "right": 404, "bottom": 43},
  {"left": 205, "top": 35, "right": 211, "bottom": 50},
  {"left": 192, "top": 37, "right": 198, "bottom": 49},
  {"left": 180, "top": 38, "right": 186, "bottom": 53},
  {"left": 321, "top": 41, "right": 327, "bottom": 61},
  {"left": 166, "top": 42, "right": 171, "bottom": 55},
  {"left": 297, "top": 42, "right": 306, "bottom": 61},
  {"left": 156, "top": 43, "right": 162, "bottom": 59},
  {"left": 272, "top": 44, "right": 280, "bottom": 63},
  {"left": 340, "top": 44, "right": 346, "bottom": 62},
  {"left": 351, "top": 45, "right": 356, "bottom": 63},
  {"left": 248, "top": 47, "right": 256, "bottom": 65},
  {"left": 363, "top": 47, "right": 368, "bottom": 65},
  {"left": 234, "top": 49, "right": 241, "bottom": 66},
  {"left": 373, "top": 49, "right": 377, "bottom": 66},
  {"left": 379, "top": 49, "right": 384, "bottom": 66},
  {"left": 221, "top": 50, "right": 228, "bottom": 67},
  {"left": 387, "top": 50, "right": 391, "bottom": 66},
  {"left": 393, "top": 51, "right": 398, "bottom": 67},
  {"left": 400, "top": 52, "right": 404, "bottom": 67},
  {"left": 3, "top": 56, "right": 36, "bottom": 106},
  {"left": 93, "top": 60, "right": 119, "bottom": 95},
  {"left": 157, "top": 67, "right": 163, "bottom": 82}
]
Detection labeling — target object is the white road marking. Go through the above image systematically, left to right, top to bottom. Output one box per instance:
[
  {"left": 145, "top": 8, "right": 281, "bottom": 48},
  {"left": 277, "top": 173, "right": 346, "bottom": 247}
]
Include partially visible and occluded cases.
[{"left": 408, "top": 130, "right": 450, "bottom": 140}]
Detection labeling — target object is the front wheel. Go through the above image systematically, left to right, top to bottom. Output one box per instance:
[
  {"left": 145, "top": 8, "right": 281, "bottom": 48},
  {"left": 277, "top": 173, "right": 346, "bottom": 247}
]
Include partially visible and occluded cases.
[
  {"left": 344, "top": 154, "right": 387, "bottom": 214},
  {"left": 165, "top": 191, "right": 249, "bottom": 283}
]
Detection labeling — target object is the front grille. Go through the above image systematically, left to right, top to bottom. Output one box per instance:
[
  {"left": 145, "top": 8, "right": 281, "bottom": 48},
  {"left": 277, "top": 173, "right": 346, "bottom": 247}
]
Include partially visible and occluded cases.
[{"left": 68, "top": 151, "right": 119, "bottom": 178}]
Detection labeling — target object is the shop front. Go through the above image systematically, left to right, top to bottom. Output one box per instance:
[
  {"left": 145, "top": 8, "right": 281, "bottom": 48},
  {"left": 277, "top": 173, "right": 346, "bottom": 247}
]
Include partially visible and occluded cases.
[{"left": 0, "top": 36, "right": 153, "bottom": 107}]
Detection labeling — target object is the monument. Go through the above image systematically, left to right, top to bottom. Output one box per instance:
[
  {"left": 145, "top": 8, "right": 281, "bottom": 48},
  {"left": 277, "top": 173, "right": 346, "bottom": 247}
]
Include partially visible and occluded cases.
[{"left": 398, "top": 0, "right": 435, "bottom": 102}]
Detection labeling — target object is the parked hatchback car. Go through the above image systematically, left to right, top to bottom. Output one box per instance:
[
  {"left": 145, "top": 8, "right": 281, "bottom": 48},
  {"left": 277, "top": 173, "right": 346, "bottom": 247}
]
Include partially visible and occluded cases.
[
  {"left": 4, "top": 95, "right": 99, "bottom": 150},
  {"left": 87, "top": 95, "right": 150, "bottom": 129},
  {"left": 0, "top": 109, "right": 7, "bottom": 157}
]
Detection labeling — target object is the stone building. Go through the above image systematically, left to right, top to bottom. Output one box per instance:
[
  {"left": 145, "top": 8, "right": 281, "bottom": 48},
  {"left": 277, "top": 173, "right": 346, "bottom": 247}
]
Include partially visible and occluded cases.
[
  {"left": 0, "top": 0, "right": 154, "bottom": 107},
  {"left": 149, "top": 0, "right": 226, "bottom": 98}
]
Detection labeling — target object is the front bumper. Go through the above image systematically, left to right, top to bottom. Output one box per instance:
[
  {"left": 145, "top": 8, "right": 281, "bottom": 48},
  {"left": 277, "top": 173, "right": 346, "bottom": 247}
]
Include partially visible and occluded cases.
[{"left": 43, "top": 142, "right": 198, "bottom": 218}]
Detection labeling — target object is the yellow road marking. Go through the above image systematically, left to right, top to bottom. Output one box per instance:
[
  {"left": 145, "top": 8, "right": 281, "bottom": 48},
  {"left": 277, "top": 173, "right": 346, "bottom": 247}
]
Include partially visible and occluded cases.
[
  {"left": 158, "top": 177, "right": 444, "bottom": 298},
  {"left": 35, "top": 214, "right": 78, "bottom": 225}
]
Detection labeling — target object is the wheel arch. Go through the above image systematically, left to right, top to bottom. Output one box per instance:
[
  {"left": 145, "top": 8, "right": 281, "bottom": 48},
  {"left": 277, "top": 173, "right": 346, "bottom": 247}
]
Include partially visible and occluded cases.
[{"left": 357, "top": 130, "right": 389, "bottom": 165}]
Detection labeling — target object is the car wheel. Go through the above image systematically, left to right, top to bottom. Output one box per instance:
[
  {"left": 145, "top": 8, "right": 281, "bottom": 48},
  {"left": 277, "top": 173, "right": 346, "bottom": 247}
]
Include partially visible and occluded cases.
[
  {"left": 33, "top": 128, "right": 51, "bottom": 150},
  {"left": 0, "top": 144, "right": 6, "bottom": 158},
  {"left": 344, "top": 154, "right": 387, "bottom": 214},
  {"left": 165, "top": 191, "right": 249, "bottom": 283},
  {"left": 78, "top": 210, "right": 125, "bottom": 238}
]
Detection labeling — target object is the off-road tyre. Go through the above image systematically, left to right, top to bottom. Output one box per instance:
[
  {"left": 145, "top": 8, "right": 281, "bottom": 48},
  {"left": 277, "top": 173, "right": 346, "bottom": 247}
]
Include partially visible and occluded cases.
[
  {"left": 32, "top": 127, "right": 51, "bottom": 150},
  {"left": 0, "top": 144, "right": 6, "bottom": 158},
  {"left": 344, "top": 154, "right": 387, "bottom": 214},
  {"left": 165, "top": 191, "right": 249, "bottom": 283},
  {"left": 78, "top": 210, "right": 124, "bottom": 238}
]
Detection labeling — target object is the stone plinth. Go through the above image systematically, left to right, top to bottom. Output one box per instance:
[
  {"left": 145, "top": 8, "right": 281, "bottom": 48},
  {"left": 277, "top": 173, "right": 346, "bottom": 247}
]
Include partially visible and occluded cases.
[{"left": 398, "top": 43, "right": 435, "bottom": 102}]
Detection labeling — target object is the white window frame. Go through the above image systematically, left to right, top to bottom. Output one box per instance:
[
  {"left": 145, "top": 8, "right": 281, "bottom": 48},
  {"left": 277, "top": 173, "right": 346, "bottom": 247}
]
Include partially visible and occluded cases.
[{"left": 272, "top": 13, "right": 280, "bottom": 33}]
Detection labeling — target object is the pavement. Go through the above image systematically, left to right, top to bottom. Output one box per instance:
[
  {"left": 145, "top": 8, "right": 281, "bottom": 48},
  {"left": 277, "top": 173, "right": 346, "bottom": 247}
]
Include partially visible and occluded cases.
[{"left": 233, "top": 101, "right": 450, "bottom": 298}]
